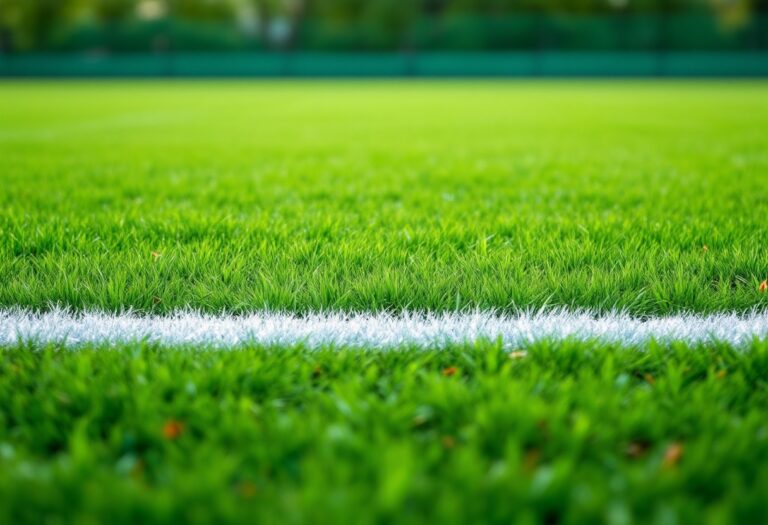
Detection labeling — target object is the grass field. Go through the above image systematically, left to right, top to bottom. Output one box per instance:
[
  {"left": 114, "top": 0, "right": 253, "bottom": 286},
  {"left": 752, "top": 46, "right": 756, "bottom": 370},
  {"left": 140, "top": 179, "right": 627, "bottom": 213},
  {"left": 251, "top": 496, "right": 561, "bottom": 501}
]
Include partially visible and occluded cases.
[
  {"left": 2, "top": 81, "right": 768, "bottom": 523},
  {"left": 2, "top": 81, "right": 768, "bottom": 314},
  {"left": 3, "top": 342, "right": 768, "bottom": 524}
]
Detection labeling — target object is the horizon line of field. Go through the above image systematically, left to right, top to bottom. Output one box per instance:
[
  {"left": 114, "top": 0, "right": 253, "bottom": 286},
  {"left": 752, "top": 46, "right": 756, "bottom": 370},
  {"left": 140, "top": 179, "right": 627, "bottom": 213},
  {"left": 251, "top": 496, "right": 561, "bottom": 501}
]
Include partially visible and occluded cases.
[{"left": 2, "top": 308, "right": 768, "bottom": 349}]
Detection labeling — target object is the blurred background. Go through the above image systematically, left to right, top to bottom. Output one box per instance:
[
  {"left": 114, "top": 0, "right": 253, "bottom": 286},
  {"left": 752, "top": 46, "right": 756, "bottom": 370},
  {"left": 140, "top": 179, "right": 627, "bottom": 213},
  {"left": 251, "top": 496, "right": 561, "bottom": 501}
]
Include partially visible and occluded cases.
[{"left": 0, "top": 0, "right": 766, "bottom": 76}]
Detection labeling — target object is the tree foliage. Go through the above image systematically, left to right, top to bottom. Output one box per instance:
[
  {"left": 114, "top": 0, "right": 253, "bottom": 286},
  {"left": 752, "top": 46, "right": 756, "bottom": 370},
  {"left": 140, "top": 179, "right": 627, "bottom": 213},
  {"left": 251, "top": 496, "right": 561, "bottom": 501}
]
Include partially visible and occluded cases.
[{"left": 0, "top": 0, "right": 762, "bottom": 52}]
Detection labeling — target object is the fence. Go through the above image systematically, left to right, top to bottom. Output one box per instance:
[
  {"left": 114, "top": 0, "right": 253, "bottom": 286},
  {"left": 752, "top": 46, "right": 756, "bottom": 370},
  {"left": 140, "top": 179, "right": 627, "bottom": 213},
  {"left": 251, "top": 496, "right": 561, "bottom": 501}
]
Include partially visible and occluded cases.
[
  {"left": 1, "top": 14, "right": 766, "bottom": 77},
  {"left": 1, "top": 51, "right": 767, "bottom": 77}
]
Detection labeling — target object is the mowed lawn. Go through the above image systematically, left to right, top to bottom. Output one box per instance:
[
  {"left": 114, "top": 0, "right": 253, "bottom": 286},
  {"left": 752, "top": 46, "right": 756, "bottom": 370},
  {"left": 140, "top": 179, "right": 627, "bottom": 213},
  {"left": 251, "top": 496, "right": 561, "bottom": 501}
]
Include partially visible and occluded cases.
[
  {"left": 1, "top": 81, "right": 768, "bottom": 314},
  {"left": 2, "top": 81, "right": 768, "bottom": 524},
  {"left": 4, "top": 342, "right": 768, "bottom": 524}
]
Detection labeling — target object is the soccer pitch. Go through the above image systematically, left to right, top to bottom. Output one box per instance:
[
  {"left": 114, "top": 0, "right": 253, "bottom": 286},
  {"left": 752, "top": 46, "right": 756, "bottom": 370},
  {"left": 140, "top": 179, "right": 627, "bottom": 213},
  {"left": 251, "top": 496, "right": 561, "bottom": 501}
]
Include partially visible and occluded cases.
[{"left": 2, "top": 81, "right": 768, "bottom": 523}]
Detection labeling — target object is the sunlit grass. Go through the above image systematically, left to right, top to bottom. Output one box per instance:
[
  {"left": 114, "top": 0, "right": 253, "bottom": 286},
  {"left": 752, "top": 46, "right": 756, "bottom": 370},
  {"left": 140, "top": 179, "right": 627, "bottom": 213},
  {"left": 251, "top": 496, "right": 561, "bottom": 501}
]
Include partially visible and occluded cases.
[
  {"left": 2, "top": 81, "right": 767, "bottom": 314},
  {"left": 3, "top": 81, "right": 768, "bottom": 523}
]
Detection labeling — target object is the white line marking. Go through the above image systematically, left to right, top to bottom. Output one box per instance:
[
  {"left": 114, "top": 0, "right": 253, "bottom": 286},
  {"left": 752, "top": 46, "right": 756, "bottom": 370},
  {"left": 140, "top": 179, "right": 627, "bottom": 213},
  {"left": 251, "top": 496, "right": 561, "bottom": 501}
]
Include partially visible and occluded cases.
[{"left": 2, "top": 309, "right": 768, "bottom": 349}]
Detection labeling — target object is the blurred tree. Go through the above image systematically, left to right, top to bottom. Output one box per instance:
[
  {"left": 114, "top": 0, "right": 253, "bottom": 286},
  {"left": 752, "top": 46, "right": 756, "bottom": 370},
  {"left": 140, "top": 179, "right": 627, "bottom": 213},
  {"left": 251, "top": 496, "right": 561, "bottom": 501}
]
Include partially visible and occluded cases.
[
  {"left": 0, "top": 0, "right": 764, "bottom": 52},
  {"left": 0, "top": 0, "right": 70, "bottom": 51}
]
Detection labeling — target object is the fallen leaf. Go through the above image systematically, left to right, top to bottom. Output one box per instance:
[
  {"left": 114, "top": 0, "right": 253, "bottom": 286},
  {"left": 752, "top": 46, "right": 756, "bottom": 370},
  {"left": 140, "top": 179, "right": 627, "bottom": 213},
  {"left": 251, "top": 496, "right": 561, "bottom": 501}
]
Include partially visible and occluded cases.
[
  {"left": 151, "top": 251, "right": 162, "bottom": 261},
  {"left": 760, "top": 279, "right": 768, "bottom": 293},
  {"left": 508, "top": 350, "right": 527, "bottom": 359},
  {"left": 442, "top": 366, "right": 458, "bottom": 377},
  {"left": 162, "top": 419, "right": 184, "bottom": 440},
  {"left": 441, "top": 435, "right": 456, "bottom": 449},
  {"left": 625, "top": 440, "right": 650, "bottom": 459},
  {"left": 662, "top": 442, "right": 684, "bottom": 468},
  {"left": 523, "top": 448, "right": 541, "bottom": 472},
  {"left": 131, "top": 458, "right": 146, "bottom": 480},
  {"left": 237, "top": 480, "right": 257, "bottom": 499}
]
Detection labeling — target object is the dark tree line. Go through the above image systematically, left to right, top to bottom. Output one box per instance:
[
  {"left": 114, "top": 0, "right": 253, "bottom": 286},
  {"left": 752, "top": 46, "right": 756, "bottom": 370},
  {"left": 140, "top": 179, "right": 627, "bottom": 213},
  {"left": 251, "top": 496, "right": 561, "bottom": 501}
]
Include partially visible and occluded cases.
[{"left": 1, "top": 0, "right": 765, "bottom": 52}]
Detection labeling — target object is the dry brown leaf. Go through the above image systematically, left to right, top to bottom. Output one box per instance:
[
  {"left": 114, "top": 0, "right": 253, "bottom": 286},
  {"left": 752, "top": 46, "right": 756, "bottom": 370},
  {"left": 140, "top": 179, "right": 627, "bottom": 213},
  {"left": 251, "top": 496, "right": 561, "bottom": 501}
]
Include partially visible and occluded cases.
[
  {"left": 442, "top": 366, "right": 458, "bottom": 377},
  {"left": 162, "top": 419, "right": 184, "bottom": 440},
  {"left": 441, "top": 435, "right": 456, "bottom": 449},
  {"left": 625, "top": 441, "right": 650, "bottom": 459},
  {"left": 662, "top": 442, "right": 684, "bottom": 468},
  {"left": 523, "top": 448, "right": 541, "bottom": 472},
  {"left": 130, "top": 458, "right": 146, "bottom": 479},
  {"left": 237, "top": 481, "right": 257, "bottom": 499}
]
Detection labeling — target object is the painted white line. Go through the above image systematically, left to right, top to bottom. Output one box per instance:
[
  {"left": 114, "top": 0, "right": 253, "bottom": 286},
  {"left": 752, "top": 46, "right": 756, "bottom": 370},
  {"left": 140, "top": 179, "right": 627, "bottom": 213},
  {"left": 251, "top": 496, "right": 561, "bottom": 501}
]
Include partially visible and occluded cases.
[{"left": 1, "top": 308, "right": 768, "bottom": 349}]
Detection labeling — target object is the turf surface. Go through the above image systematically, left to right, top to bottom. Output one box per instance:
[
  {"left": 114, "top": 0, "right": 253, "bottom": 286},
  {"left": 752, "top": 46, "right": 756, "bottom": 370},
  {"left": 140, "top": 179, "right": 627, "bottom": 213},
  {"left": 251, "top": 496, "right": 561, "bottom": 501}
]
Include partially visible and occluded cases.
[
  {"left": 1, "top": 81, "right": 768, "bottom": 314},
  {"left": 3, "top": 81, "right": 768, "bottom": 523},
  {"left": 3, "top": 342, "right": 768, "bottom": 524}
]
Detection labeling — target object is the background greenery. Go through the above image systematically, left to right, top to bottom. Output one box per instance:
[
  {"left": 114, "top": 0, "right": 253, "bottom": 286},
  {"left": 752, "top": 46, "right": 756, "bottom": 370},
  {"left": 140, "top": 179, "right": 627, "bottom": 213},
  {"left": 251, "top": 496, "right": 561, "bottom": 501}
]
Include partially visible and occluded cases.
[{"left": 0, "top": 0, "right": 765, "bottom": 53}]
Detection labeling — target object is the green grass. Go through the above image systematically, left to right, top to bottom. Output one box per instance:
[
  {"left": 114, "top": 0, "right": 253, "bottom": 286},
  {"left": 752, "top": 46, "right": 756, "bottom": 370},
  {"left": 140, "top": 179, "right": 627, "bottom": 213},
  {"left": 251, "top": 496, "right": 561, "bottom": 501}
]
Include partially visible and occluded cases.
[
  {"left": 1, "top": 81, "right": 767, "bottom": 314},
  {"left": 3, "top": 81, "right": 768, "bottom": 522},
  {"left": 3, "top": 342, "right": 768, "bottom": 524}
]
